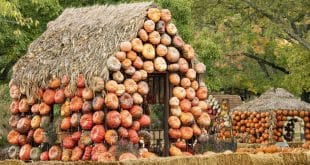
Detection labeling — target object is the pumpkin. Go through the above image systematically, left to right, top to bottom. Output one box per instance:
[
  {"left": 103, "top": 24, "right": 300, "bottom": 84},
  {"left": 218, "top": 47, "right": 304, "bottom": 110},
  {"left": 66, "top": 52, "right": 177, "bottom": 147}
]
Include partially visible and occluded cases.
[
  {"left": 147, "top": 8, "right": 161, "bottom": 22},
  {"left": 160, "top": 9, "right": 171, "bottom": 22},
  {"left": 143, "top": 20, "right": 155, "bottom": 32},
  {"left": 156, "top": 20, "right": 166, "bottom": 34},
  {"left": 166, "top": 23, "right": 177, "bottom": 35},
  {"left": 138, "top": 29, "right": 148, "bottom": 42},
  {"left": 149, "top": 31, "right": 161, "bottom": 45},
  {"left": 161, "top": 33, "right": 172, "bottom": 46},
  {"left": 172, "top": 35, "right": 184, "bottom": 48},
  {"left": 131, "top": 38, "right": 143, "bottom": 52},
  {"left": 120, "top": 41, "right": 132, "bottom": 52},
  {"left": 142, "top": 43, "right": 155, "bottom": 60},
  {"left": 156, "top": 44, "right": 168, "bottom": 57},
  {"left": 182, "top": 44, "right": 195, "bottom": 60},
  {"left": 167, "top": 47, "right": 180, "bottom": 62},
  {"left": 115, "top": 51, "right": 126, "bottom": 61},
  {"left": 127, "top": 51, "right": 137, "bottom": 61},
  {"left": 133, "top": 56, "right": 144, "bottom": 69},
  {"left": 154, "top": 57, "right": 167, "bottom": 72},
  {"left": 178, "top": 58, "right": 189, "bottom": 73},
  {"left": 122, "top": 59, "right": 132, "bottom": 70},
  {"left": 143, "top": 61, "right": 155, "bottom": 73},
  {"left": 195, "top": 62, "right": 206, "bottom": 74},
  {"left": 168, "top": 63, "right": 179, "bottom": 72},
  {"left": 125, "top": 66, "right": 136, "bottom": 76},
  {"left": 186, "top": 69, "right": 196, "bottom": 80},
  {"left": 140, "top": 70, "right": 148, "bottom": 80},
  {"left": 113, "top": 71, "right": 125, "bottom": 83},
  {"left": 132, "top": 71, "right": 142, "bottom": 82},
  {"left": 169, "top": 73, "right": 180, "bottom": 86},
  {"left": 48, "top": 76, "right": 61, "bottom": 89},
  {"left": 91, "top": 76, "right": 105, "bottom": 92},
  {"left": 181, "top": 78, "right": 191, "bottom": 88},
  {"left": 124, "top": 79, "right": 137, "bottom": 94},
  {"left": 105, "top": 80, "right": 118, "bottom": 93},
  {"left": 137, "top": 81, "right": 149, "bottom": 95},
  {"left": 191, "top": 81, "right": 199, "bottom": 90},
  {"left": 116, "top": 84, "right": 126, "bottom": 96},
  {"left": 10, "top": 85, "right": 21, "bottom": 99},
  {"left": 64, "top": 86, "right": 74, "bottom": 98},
  {"left": 196, "top": 86, "right": 208, "bottom": 100},
  {"left": 173, "top": 87, "right": 186, "bottom": 99},
  {"left": 186, "top": 87, "right": 196, "bottom": 100},
  {"left": 76, "top": 88, "right": 84, "bottom": 97},
  {"left": 82, "top": 88, "right": 93, "bottom": 100},
  {"left": 43, "top": 89, "right": 55, "bottom": 105},
  {"left": 54, "top": 89, "right": 65, "bottom": 104},
  {"left": 105, "top": 93, "right": 119, "bottom": 109},
  {"left": 120, "top": 93, "right": 134, "bottom": 109},
  {"left": 26, "top": 96, "right": 36, "bottom": 105},
  {"left": 70, "top": 96, "right": 83, "bottom": 112},
  {"left": 92, "top": 96, "right": 104, "bottom": 111},
  {"left": 169, "top": 96, "right": 180, "bottom": 107},
  {"left": 19, "top": 98, "right": 29, "bottom": 113},
  {"left": 180, "top": 99, "right": 192, "bottom": 112},
  {"left": 10, "top": 100, "right": 19, "bottom": 115},
  {"left": 61, "top": 101, "right": 71, "bottom": 116},
  {"left": 198, "top": 101, "right": 208, "bottom": 111},
  {"left": 39, "top": 102, "right": 51, "bottom": 115},
  {"left": 31, "top": 103, "right": 40, "bottom": 114},
  {"left": 130, "top": 105, "right": 143, "bottom": 119},
  {"left": 170, "top": 106, "right": 182, "bottom": 117},
  {"left": 191, "top": 106, "right": 202, "bottom": 118},
  {"left": 120, "top": 110, "right": 133, "bottom": 128},
  {"left": 93, "top": 111, "right": 104, "bottom": 125},
  {"left": 106, "top": 111, "right": 121, "bottom": 128},
  {"left": 180, "top": 112, "right": 195, "bottom": 126},
  {"left": 71, "top": 113, "right": 81, "bottom": 128},
  {"left": 198, "top": 113, "right": 211, "bottom": 127},
  {"left": 80, "top": 114, "right": 93, "bottom": 130},
  {"left": 139, "top": 114, "right": 151, "bottom": 127},
  {"left": 9, "top": 115, "right": 20, "bottom": 128},
  {"left": 31, "top": 115, "right": 41, "bottom": 129},
  {"left": 40, "top": 116, "right": 50, "bottom": 128},
  {"left": 168, "top": 116, "right": 181, "bottom": 129},
  {"left": 17, "top": 117, "right": 31, "bottom": 133},
  {"left": 61, "top": 117, "right": 71, "bottom": 130},
  {"left": 131, "top": 121, "right": 141, "bottom": 131},
  {"left": 91, "top": 125, "right": 105, "bottom": 143},
  {"left": 118, "top": 127, "right": 129, "bottom": 138},
  {"left": 180, "top": 127, "right": 193, "bottom": 140},
  {"left": 169, "top": 128, "right": 181, "bottom": 139},
  {"left": 7, "top": 129, "right": 20, "bottom": 145},
  {"left": 128, "top": 129, "right": 139, "bottom": 144},
  {"left": 27, "top": 130, "right": 34, "bottom": 144},
  {"left": 105, "top": 130, "right": 118, "bottom": 145},
  {"left": 71, "top": 131, "right": 82, "bottom": 141},
  {"left": 80, "top": 132, "right": 92, "bottom": 146},
  {"left": 19, "top": 136, "right": 28, "bottom": 148},
  {"left": 63, "top": 136, "right": 75, "bottom": 149},
  {"left": 175, "top": 141, "right": 187, "bottom": 150},
  {"left": 91, "top": 143, "right": 107, "bottom": 161},
  {"left": 19, "top": 144, "right": 32, "bottom": 161},
  {"left": 169, "top": 145, "right": 182, "bottom": 156},
  {"left": 71, "top": 146, "right": 83, "bottom": 161},
  {"left": 82, "top": 146, "right": 92, "bottom": 161},
  {"left": 62, "top": 149, "right": 72, "bottom": 161},
  {"left": 40, "top": 151, "right": 49, "bottom": 161},
  {"left": 98, "top": 152, "right": 116, "bottom": 162},
  {"left": 119, "top": 152, "right": 137, "bottom": 161}
]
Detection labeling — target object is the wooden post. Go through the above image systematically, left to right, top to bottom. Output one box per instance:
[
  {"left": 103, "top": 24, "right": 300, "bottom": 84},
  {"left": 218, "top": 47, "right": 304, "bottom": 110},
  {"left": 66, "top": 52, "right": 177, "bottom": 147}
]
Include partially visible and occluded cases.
[{"left": 163, "top": 72, "right": 170, "bottom": 156}]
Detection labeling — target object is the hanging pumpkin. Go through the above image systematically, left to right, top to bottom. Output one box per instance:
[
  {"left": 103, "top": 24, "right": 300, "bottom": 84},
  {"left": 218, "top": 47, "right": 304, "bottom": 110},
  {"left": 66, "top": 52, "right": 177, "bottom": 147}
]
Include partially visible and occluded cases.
[
  {"left": 147, "top": 8, "right": 161, "bottom": 22},
  {"left": 160, "top": 9, "right": 172, "bottom": 22},
  {"left": 143, "top": 20, "right": 155, "bottom": 33},
  {"left": 166, "top": 23, "right": 177, "bottom": 35},
  {"left": 138, "top": 29, "right": 148, "bottom": 42},
  {"left": 149, "top": 31, "right": 161, "bottom": 45},
  {"left": 172, "top": 35, "right": 184, "bottom": 48},
  {"left": 131, "top": 38, "right": 143, "bottom": 52},
  {"left": 120, "top": 41, "right": 132, "bottom": 52},
  {"left": 142, "top": 43, "right": 155, "bottom": 60},
  {"left": 166, "top": 47, "right": 180, "bottom": 62},
  {"left": 115, "top": 51, "right": 126, "bottom": 62},
  {"left": 127, "top": 51, "right": 137, "bottom": 61},
  {"left": 133, "top": 56, "right": 144, "bottom": 70},
  {"left": 154, "top": 57, "right": 167, "bottom": 72},
  {"left": 178, "top": 58, "right": 189, "bottom": 73},
  {"left": 143, "top": 61, "right": 155, "bottom": 73},
  {"left": 168, "top": 63, "right": 179, "bottom": 72},
  {"left": 186, "top": 69, "right": 196, "bottom": 81},
  {"left": 112, "top": 71, "right": 124, "bottom": 83},
  {"left": 48, "top": 76, "right": 61, "bottom": 89},
  {"left": 181, "top": 78, "right": 191, "bottom": 88},
  {"left": 124, "top": 79, "right": 137, "bottom": 94},
  {"left": 196, "top": 86, "right": 208, "bottom": 100},
  {"left": 173, "top": 87, "right": 186, "bottom": 100},
  {"left": 186, "top": 87, "right": 196, "bottom": 100},
  {"left": 55, "top": 88, "right": 65, "bottom": 104},
  {"left": 43, "top": 89, "right": 55, "bottom": 105},
  {"left": 105, "top": 93, "right": 119, "bottom": 109},
  {"left": 120, "top": 93, "right": 134, "bottom": 109},
  {"left": 70, "top": 96, "right": 83, "bottom": 112},
  {"left": 92, "top": 96, "right": 104, "bottom": 111},
  {"left": 19, "top": 98, "right": 29, "bottom": 113},
  {"left": 180, "top": 99, "right": 192, "bottom": 112},
  {"left": 10, "top": 100, "right": 19, "bottom": 115},
  {"left": 39, "top": 102, "right": 51, "bottom": 115},
  {"left": 130, "top": 105, "right": 143, "bottom": 119},
  {"left": 120, "top": 110, "right": 133, "bottom": 128},
  {"left": 93, "top": 111, "right": 104, "bottom": 125},
  {"left": 106, "top": 111, "right": 121, "bottom": 128},
  {"left": 180, "top": 112, "right": 195, "bottom": 126},
  {"left": 70, "top": 113, "right": 81, "bottom": 128},
  {"left": 80, "top": 113, "right": 93, "bottom": 130},
  {"left": 139, "top": 114, "right": 151, "bottom": 127},
  {"left": 31, "top": 115, "right": 41, "bottom": 129},
  {"left": 168, "top": 116, "right": 181, "bottom": 129},
  {"left": 17, "top": 117, "right": 31, "bottom": 133},
  {"left": 61, "top": 117, "right": 71, "bottom": 131},
  {"left": 131, "top": 121, "right": 141, "bottom": 131},
  {"left": 91, "top": 125, "right": 105, "bottom": 143},
  {"left": 118, "top": 127, "right": 129, "bottom": 138},
  {"left": 180, "top": 127, "right": 193, "bottom": 140},
  {"left": 169, "top": 128, "right": 181, "bottom": 139},
  {"left": 7, "top": 129, "right": 20, "bottom": 145},
  {"left": 128, "top": 129, "right": 139, "bottom": 144},
  {"left": 105, "top": 130, "right": 118, "bottom": 145},
  {"left": 63, "top": 136, "right": 75, "bottom": 149},
  {"left": 19, "top": 144, "right": 32, "bottom": 161},
  {"left": 71, "top": 146, "right": 83, "bottom": 161},
  {"left": 119, "top": 152, "right": 137, "bottom": 161}
]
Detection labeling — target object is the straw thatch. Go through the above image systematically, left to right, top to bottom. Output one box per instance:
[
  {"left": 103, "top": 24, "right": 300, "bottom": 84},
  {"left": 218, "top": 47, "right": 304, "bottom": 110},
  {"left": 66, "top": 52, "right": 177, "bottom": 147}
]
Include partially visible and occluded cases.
[
  {"left": 12, "top": 2, "right": 154, "bottom": 97},
  {"left": 232, "top": 88, "right": 310, "bottom": 112}
]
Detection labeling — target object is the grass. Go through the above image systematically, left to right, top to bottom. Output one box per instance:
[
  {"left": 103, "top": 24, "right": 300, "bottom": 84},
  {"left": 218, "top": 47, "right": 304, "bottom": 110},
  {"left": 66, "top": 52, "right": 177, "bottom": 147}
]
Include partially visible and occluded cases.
[{"left": 0, "top": 83, "right": 10, "bottom": 148}]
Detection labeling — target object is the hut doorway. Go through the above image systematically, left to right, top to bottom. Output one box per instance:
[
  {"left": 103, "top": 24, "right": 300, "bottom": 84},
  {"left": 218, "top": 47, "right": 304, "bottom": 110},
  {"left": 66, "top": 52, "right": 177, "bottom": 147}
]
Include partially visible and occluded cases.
[
  {"left": 142, "top": 73, "right": 170, "bottom": 156},
  {"left": 283, "top": 117, "right": 304, "bottom": 142}
]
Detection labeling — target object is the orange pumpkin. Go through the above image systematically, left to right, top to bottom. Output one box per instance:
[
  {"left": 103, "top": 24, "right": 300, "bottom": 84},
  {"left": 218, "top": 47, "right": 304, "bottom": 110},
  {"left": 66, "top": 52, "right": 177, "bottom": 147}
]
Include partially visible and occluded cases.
[
  {"left": 147, "top": 8, "right": 161, "bottom": 22},
  {"left": 160, "top": 9, "right": 172, "bottom": 22},
  {"left": 143, "top": 20, "right": 155, "bottom": 33},
  {"left": 166, "top": 23, "right": 177, "bottom": 35},
  {"left": 138, "top": 29, "right": 148, "bottom": 42},
  {"left": 149, "top": 31, "right": 161, "bottom": 45},
  {"left": 172, "top": 35, "right": 184, "bottom": 48},
  {"left": 131, "top": 38, "right": 143, "bottom": 52},
  {"left": 120, "top": 41, "right": 132, "bottom": 52},
  {"left": 142, "top": 43, "right": 155, "bottom": 60},
  {"left": 156, "top": 44, "right": 168, "bottom": 56},
  {"left": 182, "top": 44, "right": 195, "bottom": 60},
  {"left": 167, "top": 47, "right": 180, "bottom": 62},
  {"left": 115, "top": 51, "right": 126, "bottom": 61},
  {"left": 127, "top": 51, "right": 137, "bottom": 61},
  {"left": 133, "top": 56, "right": 144, "bottom": 69},
  {"left": 154, "top": 57, "right": 167, "bottom": 72},
  {"left": 178, "top": 58, "right": 189, "bottom": 73},
  {"left": 122, "top": 59, "right": 132, "bottom": 70},
  {"left": 143, "top": 61, "right": 155, "bottom": 73},
  {"left": 195, "top": 62, "right": 206, "bottom": 73},
  {"left": 168, "top": 63, "right": 179, "bottom": 72},
  {"left": 186, "top": 69, "right": 196, "bottom": 81},
  {"left": 140, "top": 70, "right": 148, "bottom": 80},
  {"left": 113, "top": 71, "right": 125, "bottom": 83},
  {"left": 132, "top": 71, "right": 142, "bottom": 82},
  {"left": 169, "top": 73, "right": 180, "bottom": 86},
  {"left": 61, "top": 75, "right": 70, "bottom": 86},
  {"left": 48, "top": 76, "right": 61, "bottom": 89},
  {"left": 181, "top": 78, "right": 191, "bottom": 88},
  {"left": 124, "top": 79, "right": 138, "bottom": 94},
  {"left": 137, "top": 81, "right": 149, "bottom": 95},
  {"left": 191, "top": 81, "right": 199, "bottom": 90},
  {"left": 116, "top": 84, "right": 126, "bottom": 96},
  {"left": 10, "top": 85, "right": 21, "bottom": 99},
  {"left": 64, "top": 86, "right": 74, "bottom": 98},
  {"left": 196, "top": 86, "right": 208, "bottom": 100},
  {"left": 76, "top": 87, "right": 84, "bottom": 97},
  {"left": 173, "top": 87, "right": 186, "bottom": 99},
  {"left": 186, "top": 87, "right": 196, "bottom": 100},
  {"left": 55, "top": 88, "right": 65, "bottom": 104},
  {"left": 82, "top": 88, "right": 93, "bottom": 100},
  {"left": 43, "top": 89, "right": 55, "bottom": 105},
  {"left": 105, "top": 93, "right": 119, "bottom": 109},
  {"left": 120, "top": 93, "right": 134, "bottom": 109},
  {"left": 70, "top": 96, "right": 83, "bottom": 112},
  {"left": 92, "top": 96, "right": 105, "bottom": 111},
  {"left": 19, "top": 98, "right": 29, "bottom": 113},
  {"left": 180, "top": 99, "right": 192, "bottom": 112},
  {"left": 10, "top": 100, "right": 19, "bottom": 115},
  {"left": 61, "top": 101, "right": 71, "bottom": 117},
  {"left": 39, "top": 102, "right": 51, "bottom": 115},
  {"left": 130, "top": 105, "right": 143, "bottom": 119},
  {"left": 170, "top": 106, "right": 182, "bottom": 117},
  {"left": 191, "top": 106, "right": 202, "bottom": 118},
  {"left": 120, "top": 110, "right": 133, "bottom": 128},
  {"left": 93, "top": 111, "right": 104, "bottom": 125},
  {"left": 106, "top": 111, "right": 121, "bottom": 128},
  {"left": 180, "top": 112, "right": 195, "bottom": 126},
  {"left": 197, "top": 113, "right": 211, "bottom": 127},
  {"left": 80, "top": 114, "right": 93, "bottom": 130},
  {"left": 139, "top": 114, "right": 151, "bottom": 127},
  {"left": 9, "top": 115, "right": 20, "bottom": 128},
  {"left": 168, "top": 116, "right": 181, "bottom": 129},
  {"left": 17, "top": 117, "right": 31, "bottom": 133},
  {"left": 61, "top": 117, "right": 71, "bottom": 130},
  {"left": 131, "top": 121, "right": 141, "bottom": 131},
  {"left": 192, "top": 124, "right": 202, "bottom": 136},
  {"left": 91, "top": 125, "right": 105, "bottom": 143},
  {"left": 118, "top": 127, "right": 129, "bottom": 138},
  {"left": 180, "top": 127, "right": 193, "bottom": 140},
  {"left": 169, "top": 128, "right": 181, "bottom": 139},
  {"left": 7, "top": 129, "right": 20, "bottom": 145},
  {"left": 128, "top": 129, "right": 139, "bottom": 144},
  {"left": 105, "top": 130, "right": 118, "bottom": 145},
  {"left": 71, "top": 131, "right": 82, "bottom": 142},
  {"left": 80, "top": 131, "right": 92, "bottom": 146},
  {"left": 63, "top": 136, "right": 75, "bottom": 149},
  {"left": 175, "top": 141, "right": 187, "bottom": 150},
  {"left": 91, "top": 143, "right": 107, "bottom": 161},
  {"left": 19, "top": 144, "right": 32, "bottom": 161},
  {"left": 169, "top": 145, "right": 182, "bottom": 156},
  {"left": 71, "top": 146, "right": 83, "bottom": 161},
  {"left": 82, "top": 146, "right": 92, "bottom": 161},
  {"left": 61, "top": 148, "right": 72, "bottom": 161},
  {"left": 40, "top": 151, "right": 49, "bottom": 161},
  {"left": 98, "top": 152, "right": 116, "bottom": 162},
  {"left": 119, "top": 152, "right": 137, "bottom": 161}
]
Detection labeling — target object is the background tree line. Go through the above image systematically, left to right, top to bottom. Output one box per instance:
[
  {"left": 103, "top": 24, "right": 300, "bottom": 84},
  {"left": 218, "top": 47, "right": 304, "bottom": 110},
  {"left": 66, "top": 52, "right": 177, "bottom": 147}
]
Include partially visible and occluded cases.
[{"left": 0, "top": 0, "right": 309, "bottom": 101}]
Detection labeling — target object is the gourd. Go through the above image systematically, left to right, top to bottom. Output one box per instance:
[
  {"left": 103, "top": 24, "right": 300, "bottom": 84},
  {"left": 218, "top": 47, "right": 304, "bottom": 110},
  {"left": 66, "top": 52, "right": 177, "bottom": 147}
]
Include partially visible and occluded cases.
[
  {"left": 106, "top": 111, "right": 121, "bottom": 128},
  {"left": 80, "top": 114, "right": 93, "bottom": 130},
  {"left": 168, "top": 116, "right": 181, "bottom": 129},
  {"left": 91, "top": 125, "right": 105, "bottom": 143}
]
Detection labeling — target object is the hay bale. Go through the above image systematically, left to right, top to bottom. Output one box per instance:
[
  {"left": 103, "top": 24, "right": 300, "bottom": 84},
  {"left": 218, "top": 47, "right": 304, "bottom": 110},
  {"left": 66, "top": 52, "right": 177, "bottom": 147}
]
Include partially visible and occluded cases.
[
  {"left": 249, "top": 153, "right": 284, "bottom": 165},
  {"left": 279, "top": 153, "right": 308, "bottom": 165},
  {"left": 0, "top": 160, "right": 25, "bottom": 165}
]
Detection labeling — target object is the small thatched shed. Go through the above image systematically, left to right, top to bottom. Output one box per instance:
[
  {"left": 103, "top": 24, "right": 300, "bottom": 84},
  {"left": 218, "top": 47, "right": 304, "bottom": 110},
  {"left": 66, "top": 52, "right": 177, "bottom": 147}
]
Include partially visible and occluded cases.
[{"left": 231, "top": 88, "right": 310, "bottom": 144}]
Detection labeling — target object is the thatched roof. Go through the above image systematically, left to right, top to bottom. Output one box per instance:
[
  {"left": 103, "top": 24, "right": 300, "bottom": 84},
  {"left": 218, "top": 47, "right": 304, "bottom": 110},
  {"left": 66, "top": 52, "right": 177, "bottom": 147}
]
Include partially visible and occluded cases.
[
  {"left": 12, "top": 2, "right": 154, "bottom": 96},
  {"left": 232, "top": 88, "right": 310, "bottom": 112}
]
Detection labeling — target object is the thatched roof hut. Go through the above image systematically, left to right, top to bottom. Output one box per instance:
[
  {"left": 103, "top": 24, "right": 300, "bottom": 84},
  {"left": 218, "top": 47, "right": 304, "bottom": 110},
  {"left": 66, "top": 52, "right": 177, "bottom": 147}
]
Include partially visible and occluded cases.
[
  {"left": 12, "top": 2, "right": 155, "bottom": 97},
  {"left": 232, "top": 88, "right": 310, "bottom": 112}
]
